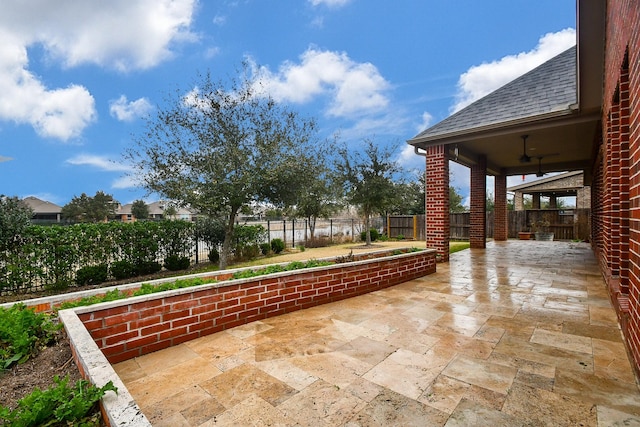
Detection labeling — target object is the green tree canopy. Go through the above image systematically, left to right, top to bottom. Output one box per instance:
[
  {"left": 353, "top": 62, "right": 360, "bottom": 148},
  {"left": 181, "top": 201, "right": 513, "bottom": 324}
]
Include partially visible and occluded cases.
[
  {"left": 124, "top": 65, "right": 320, "bottom": 268},
  {"left": 336, "top": 139, "right": 400, "bottom": 245},
  {"left": 449, "top": 186, "right": 466, "bottom": 213},
  {"left": 61, "top": 191, "right": 118, "bottom": 223},
  {"left": 0, "top": 195, "right": 33, "bottom": 252},
  {"left": 131, "top": 200, "right": 149, "bottom": 220}
]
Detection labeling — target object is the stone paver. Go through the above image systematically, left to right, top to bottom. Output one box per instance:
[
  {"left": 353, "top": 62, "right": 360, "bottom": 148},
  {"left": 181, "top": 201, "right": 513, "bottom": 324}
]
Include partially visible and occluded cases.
[{"left": 114, "top": 241, "right": 640, "bottom": 426}]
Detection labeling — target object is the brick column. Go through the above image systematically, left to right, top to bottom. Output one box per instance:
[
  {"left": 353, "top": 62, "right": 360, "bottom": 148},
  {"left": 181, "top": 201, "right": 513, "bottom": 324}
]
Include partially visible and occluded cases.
[
  {"left": 425, "top": 145, "right": 449, "bottom": 262},
  {"left": 469, "top": 156, "right": 486, "bottom": 248},
  {"left": 494, "top": 174, "right": 508, "bottom": 241},
  {"left": 514, "top": 191, "right": 524, "bottom": 211},
  {"left": 532, "top": 193, "right": 541, "bottom": 209},
  {"left": 549, "top": 195, "right": 557, "bottom": 209}
]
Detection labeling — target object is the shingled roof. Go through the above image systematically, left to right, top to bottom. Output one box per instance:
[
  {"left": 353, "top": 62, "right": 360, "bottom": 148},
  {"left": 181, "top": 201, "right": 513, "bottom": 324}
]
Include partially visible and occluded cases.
[{"left": 411, "top": 45, "right": 577, "bottom": 142}]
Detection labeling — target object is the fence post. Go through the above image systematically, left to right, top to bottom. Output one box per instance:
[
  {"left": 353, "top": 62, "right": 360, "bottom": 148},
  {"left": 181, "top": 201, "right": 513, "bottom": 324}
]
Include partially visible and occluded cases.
[
  {"left": 413, "top": 215, "right": 417, "bottom": 240},
  {"left": 292, "top": 219, "right": 295, "bottom": 248},
  {"left": 304, "top": 219, "right": 308, "bottom": 245},
  {"left": 330, "top": 219, "right": 333, "bottom": 243},
  {"left": 267, "top": 220, "right": 271, "bottom": 244},
  {"left": 283, "top": 220, "right": 286, "bottom": 247},
  {"left": 194, "top": 229, "right": 199, "bottom": 264}
]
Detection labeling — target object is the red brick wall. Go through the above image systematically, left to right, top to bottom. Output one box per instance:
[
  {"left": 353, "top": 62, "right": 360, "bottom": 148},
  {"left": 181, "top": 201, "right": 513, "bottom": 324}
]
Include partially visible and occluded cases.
[
  {"left": 601, "top": 0, "right": 640, "bottom": 373},
  {"left": 425, "top": 145, "right": 450, "bottom": 261},
  {"left": 469, "top": 155, "right": 487, "bottom": 248},
  {"left": 76, "top": 251, "right": 436, "bottom": 364}
]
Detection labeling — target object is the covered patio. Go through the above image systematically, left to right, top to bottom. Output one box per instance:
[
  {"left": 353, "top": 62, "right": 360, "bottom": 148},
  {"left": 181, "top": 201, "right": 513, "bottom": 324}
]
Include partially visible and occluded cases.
[{"left": 114, "top": 241, "right": 640, "bottom": 426}]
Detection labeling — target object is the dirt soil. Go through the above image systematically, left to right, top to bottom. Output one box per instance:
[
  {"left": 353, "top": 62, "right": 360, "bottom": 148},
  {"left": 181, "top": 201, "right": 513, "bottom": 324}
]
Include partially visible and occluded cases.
[
  {"left": 0, "top": 240, "right": 422, "bottom": 416},
  {"left": 0, "top": 328, "right": 82, "bottom": 411}
]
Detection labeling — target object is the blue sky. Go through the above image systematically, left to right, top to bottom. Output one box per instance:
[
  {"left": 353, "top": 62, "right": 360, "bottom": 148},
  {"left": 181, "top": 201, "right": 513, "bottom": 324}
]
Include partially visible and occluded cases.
[{"left": 0, "top": 0, "right": 576, "bottom": 207}]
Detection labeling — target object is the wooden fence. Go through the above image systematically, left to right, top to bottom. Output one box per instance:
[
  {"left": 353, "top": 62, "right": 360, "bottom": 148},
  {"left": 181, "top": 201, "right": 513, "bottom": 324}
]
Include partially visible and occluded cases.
[{"left": 387, "top": 209, "right": 590, "bottom": 241}]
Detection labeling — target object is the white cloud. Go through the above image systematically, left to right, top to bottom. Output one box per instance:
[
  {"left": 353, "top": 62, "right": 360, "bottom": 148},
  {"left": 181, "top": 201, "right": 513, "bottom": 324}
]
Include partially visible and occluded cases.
[
  {"left": 0, "top": 0, "right": 197, "bottom": 141},
  {"left": 308, "top": 0, "right": 351, "bottom": 7},
  {"left": 213, "top": 14, "right": 226, "bottom": 26},
  {"left": 452, "top": 28, "right": 576, "bottom": 113},
  {"left": 255, "top": 48, "right": 391, "bottom": 118},
  {"left": 109, "top": 95, "right": 153, "bottom": 122},
  {"left": 415, "top": 112, "right": 433, "bottom": 134},
  {"left": 66, "top": 154, "right": 130, "bottom": 172},
  {"left": 112, "top": 175, "right": 138, "bottom": 189}
]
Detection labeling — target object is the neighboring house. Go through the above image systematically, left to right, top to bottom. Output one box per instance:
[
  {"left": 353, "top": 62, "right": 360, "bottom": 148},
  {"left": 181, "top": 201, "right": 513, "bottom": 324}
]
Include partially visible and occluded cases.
[
  {"left": 409, "top": 1, "right": 640, "bottom": 372},
  {"left": 507, "top": 171, "right": 591, "bottom": 210},
  {"left": 21, "top": 196, "right": 62, "bottom": 223},
  {"left": 116, "top": 201, "right": 197, "bottom": 222}
]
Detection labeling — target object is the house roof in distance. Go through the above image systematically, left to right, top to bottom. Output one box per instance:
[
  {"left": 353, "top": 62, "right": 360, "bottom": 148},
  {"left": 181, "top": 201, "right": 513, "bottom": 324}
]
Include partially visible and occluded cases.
[{"left": 21, "top": 196, "right": 62, "bottom": 214}]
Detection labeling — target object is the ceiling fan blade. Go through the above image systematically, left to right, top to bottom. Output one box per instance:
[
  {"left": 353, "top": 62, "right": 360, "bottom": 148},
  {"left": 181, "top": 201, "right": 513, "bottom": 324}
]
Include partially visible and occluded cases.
[{"left": 519, "top": 135, "right": 531, "bottom": 163}]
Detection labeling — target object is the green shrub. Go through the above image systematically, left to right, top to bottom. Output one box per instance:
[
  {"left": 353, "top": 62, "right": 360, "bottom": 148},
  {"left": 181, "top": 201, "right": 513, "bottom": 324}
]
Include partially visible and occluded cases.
[
  {"left": 360, "top": 228, "right": 379, "bottom": 242},
  {"left": 396, "top": 234, "right": 404, "bottom": 240},
  {"left": 271, "top": 238, "right": 285, "bottom": 254},
  {"left": 260, "top": 243, "right": 271, "bottom": 255},
  {"left": 243, "top": 244, "right": 260, "bottom": 260},
  {"left": 208, "top": 249, "right": 220, "bottom": 263},
  {"left": 163, "top": 255, "right": 190, "bottom": 271},
  {"left": 110, "top": 260, "right": 136, "bottom": 280},
  {"left": 135, "top": 260, "right": 162, "bottom": 276},
  {"left": 75, "top": 264, "right": 108, "bottom": 286},
  {"left": 0, "top": 304, "right": 59, "bottom": 370},
  {"left": 0, "top": 375, "right": 117, "bottom": 427}
]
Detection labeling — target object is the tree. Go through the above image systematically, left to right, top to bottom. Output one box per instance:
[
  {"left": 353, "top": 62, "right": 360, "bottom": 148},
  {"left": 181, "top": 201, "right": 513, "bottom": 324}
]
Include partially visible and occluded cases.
[
  {"left": 124, "top": 66, "right": 319, "bottom": 268},
  {"left": 337, "top": 139, "right": 400, "bottom": 245},
  {"left": 290, "top": 147, "right": 342, "bottom": 242},
  {"left": 449, "top": 186, "right": 466, "bottom": 213},
  {"left": 61, "top": 191, "right": 118, "bottom": 223},
  {"left": 486, "top": 192, "right": 495, "bottom": 212},
  {"left": 0, "top": 195, "right": 33, "bottom": 252},
  {"left": 131, "top": 200, "right": 149, "bottom": 220}
]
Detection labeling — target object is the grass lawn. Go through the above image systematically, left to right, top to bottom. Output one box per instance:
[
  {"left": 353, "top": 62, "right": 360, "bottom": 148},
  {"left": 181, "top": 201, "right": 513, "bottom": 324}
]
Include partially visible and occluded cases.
[{"left": 450, "top": 241, "right": 470, "bottom": 254}]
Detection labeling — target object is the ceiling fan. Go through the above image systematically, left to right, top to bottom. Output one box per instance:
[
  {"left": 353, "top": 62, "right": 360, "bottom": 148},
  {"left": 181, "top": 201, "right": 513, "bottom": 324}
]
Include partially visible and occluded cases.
[
  {"left": 519, "top": 135, "right": 531, "bottom": 163},
  {"left": 534, "top": 153, "right": 559, "bottom": 177}
]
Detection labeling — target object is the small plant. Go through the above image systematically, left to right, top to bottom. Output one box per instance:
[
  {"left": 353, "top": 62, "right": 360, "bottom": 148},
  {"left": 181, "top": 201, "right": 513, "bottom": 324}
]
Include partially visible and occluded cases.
[
  {"left": 360, "top": 228, "right": 379, "bottom": 242},
  {"left": 396, "top": 234, "right": 404, "bottom": 240},
  {"left": 271, "top": 238, "right": 285, "bottom": 254},
  {"left": 259, "top": 243, "right": 271, "bottom": 256},
  {"left": 297, "top": 245, "right": 305, "bottom": 252},
  {"left": 208, "top": 248, "right": 220, "bottom": 263},
  {"left": 334, "top": 250, "right": 355, "bottom": 264},
  {"left": 163, "top": 255, "right": 190, "bottom": 271},
  {"left": 110, "top": 260, "right": 136, "bottom": 280},
  {"left": 135, "top": 260, "right": 162, "bottom": 276},
  {"left": 75, "top": 264, "right": 108, "bottom": 286},
  {"left": 58, "top": 289, "right": 130, "bottom": 310},
  {"left": 0, "top": 304, "right": 60, "bottom": 369},
  {"left": 0, "top": 375, "right": 117, "bottom": 426}
]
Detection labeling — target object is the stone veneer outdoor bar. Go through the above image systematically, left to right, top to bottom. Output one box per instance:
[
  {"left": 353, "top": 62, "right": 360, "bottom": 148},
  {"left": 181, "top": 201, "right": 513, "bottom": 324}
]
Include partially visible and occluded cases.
[{"left": 45, "top": 248, "right": 436, "bottom": 426}]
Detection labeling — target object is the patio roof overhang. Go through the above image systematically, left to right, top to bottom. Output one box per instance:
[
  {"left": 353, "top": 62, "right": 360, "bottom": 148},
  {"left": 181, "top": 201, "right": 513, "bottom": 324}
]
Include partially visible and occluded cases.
[{"left": 407, "top": 0, "right": 604, "bottom": 185}]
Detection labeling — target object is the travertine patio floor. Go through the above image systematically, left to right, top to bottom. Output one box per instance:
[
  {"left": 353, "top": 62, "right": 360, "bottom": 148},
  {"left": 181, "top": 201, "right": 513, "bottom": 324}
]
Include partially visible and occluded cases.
[{"left": 114, "top": 240, "right": 640, "bottom": 426}]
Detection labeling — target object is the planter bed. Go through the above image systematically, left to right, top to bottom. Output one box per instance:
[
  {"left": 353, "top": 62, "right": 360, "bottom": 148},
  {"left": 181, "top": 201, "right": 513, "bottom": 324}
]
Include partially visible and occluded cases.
[{"left": 42, "top": 247, "right": 435, "bottom": 426}]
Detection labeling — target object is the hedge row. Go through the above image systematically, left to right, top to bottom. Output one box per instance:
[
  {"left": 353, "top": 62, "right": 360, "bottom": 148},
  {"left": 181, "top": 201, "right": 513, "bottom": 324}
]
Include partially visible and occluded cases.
[{"left": 0, "top": 221, "right": 194, "bottom": 295}]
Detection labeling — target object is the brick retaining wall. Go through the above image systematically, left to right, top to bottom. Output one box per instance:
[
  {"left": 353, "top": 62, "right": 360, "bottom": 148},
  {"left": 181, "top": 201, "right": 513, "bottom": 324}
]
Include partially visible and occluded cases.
[{"left": 69, "top": 249, "right": 436, "bottom": 364}]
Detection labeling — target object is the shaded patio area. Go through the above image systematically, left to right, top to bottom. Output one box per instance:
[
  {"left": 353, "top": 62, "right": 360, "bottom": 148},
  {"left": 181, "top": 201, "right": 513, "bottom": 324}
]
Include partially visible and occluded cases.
[{"left": 114, "top": 241, "right": 640, "bottom": 426}]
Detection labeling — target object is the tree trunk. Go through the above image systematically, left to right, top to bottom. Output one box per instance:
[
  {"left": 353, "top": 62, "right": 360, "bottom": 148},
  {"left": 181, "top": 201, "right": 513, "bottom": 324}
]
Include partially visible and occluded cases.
[
  {"left": 219, "top": 209, "right": 238, "bottom": 270},
  {"left": 365, "top": 212, "right": 372, "bottom": 246},
  {"left": 308, "top": 216, "right": 316, "bottom": 242}
]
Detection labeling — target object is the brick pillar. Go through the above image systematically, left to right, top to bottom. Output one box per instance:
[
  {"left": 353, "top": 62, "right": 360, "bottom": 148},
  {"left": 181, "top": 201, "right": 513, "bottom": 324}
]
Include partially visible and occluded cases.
[
  {"left": 619, "top": 66, "right": 630, "bottom": 294},
  {"left": 425, "top": 145, "right": 449, "bottom": 261},
  {"left": 469, "top": 156, "right": 486, "bottom": 248},
  {"left": 494, "top": 174, "right": 508, "bottom": 241},
  {"left": 514, "top": 191, "right": 524, "bottom": 211},
  {"left": 532, "top": 193, "right": 541, "bottom": 209},
  {"left": 549, "top": 195, "right": 557, "bottom": 209}
]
